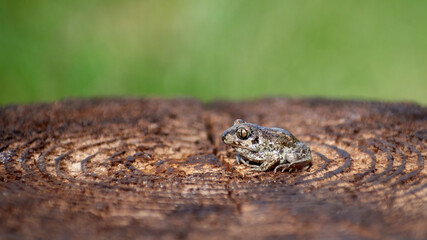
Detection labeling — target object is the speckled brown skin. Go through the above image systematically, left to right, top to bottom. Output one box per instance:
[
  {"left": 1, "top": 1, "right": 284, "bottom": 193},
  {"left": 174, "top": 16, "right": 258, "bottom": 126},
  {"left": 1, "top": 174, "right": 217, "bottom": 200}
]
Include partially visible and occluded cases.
[{"left": 222, "top": 119, "right": 312, "bottom": 172}]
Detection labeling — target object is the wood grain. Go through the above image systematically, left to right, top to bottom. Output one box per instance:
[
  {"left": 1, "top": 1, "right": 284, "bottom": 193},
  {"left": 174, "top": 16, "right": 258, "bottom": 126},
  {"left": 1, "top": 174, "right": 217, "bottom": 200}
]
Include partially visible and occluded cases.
[{"left": 1, "top": 98, "right": 426, "bottom": 239}]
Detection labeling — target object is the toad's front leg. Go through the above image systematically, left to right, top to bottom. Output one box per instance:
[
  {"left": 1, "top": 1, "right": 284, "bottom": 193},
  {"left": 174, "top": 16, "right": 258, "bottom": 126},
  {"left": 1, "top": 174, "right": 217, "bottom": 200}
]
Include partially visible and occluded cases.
[
  {"left": 236, "top": 153, "right": 260, "bottom": 168},
  {"left": 248, "top": 158, "right": 280, "bottom": 172}
]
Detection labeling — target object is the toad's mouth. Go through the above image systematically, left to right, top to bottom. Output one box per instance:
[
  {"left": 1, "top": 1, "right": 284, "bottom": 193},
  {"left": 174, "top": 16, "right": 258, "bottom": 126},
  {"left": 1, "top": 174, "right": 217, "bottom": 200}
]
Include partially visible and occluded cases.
[
  {"left": 222, "top": 132, "right": 259, "bottom": 152},
  {"left": 231, "top": 144, "right": 259, "bottom": 153}
]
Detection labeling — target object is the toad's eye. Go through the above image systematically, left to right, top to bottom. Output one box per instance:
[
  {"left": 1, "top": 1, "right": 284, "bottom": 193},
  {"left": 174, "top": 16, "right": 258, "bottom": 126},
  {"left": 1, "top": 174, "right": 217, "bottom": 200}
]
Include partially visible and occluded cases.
[{"left": 236, "top": 128, "right": 250, "bottom": 140}]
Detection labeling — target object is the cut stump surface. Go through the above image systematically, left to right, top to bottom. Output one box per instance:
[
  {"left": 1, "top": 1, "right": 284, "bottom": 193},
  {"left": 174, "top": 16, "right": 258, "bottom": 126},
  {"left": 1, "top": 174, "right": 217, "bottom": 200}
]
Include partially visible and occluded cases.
[{"left": 0, "top": 98, "right": 426, "bottom": 239}]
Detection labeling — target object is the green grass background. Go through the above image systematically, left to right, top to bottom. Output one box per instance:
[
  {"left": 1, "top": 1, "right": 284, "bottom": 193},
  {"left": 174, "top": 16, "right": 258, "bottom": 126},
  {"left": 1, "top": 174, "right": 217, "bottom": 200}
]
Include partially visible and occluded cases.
[{"left": 1, "top": 1, "right": 426, "bottom": 105}]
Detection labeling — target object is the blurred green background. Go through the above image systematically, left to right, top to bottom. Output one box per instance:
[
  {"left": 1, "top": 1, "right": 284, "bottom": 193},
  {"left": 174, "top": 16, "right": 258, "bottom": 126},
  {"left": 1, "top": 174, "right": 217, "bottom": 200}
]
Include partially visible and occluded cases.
[{"left": 1, "top": 0, "right": 426, "bottom": 105}]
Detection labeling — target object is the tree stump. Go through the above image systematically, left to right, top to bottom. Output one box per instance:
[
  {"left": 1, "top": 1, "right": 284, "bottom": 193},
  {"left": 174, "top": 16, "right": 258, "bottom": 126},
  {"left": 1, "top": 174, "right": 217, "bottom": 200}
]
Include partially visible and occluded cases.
[{"left": 0, "top": 98, "right": 426, "bottom": 239}]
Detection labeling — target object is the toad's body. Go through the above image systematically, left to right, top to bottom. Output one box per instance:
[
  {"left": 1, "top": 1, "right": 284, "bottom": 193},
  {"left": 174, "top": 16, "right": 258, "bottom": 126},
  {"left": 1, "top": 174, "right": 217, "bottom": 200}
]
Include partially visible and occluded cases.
[{"left": 222, "top": 119, "right": 312, "bottom": 172}]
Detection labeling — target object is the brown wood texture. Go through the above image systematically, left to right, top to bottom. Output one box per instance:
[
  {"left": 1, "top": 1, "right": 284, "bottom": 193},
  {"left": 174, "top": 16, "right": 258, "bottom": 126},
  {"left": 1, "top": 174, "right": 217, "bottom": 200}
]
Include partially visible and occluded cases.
[{"left": 0, "top": 98, "right": 426, "bottom": 239}]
